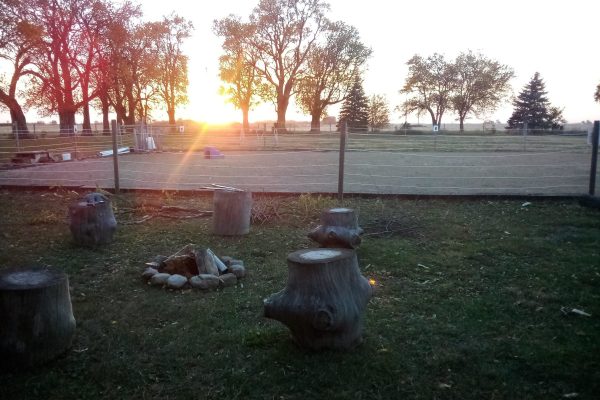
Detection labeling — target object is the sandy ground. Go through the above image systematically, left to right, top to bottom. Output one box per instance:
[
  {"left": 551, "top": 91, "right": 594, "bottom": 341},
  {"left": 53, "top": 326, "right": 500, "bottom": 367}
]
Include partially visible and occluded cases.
[{"left": 0, "top": 149, "right": 595, "bottom": 196}]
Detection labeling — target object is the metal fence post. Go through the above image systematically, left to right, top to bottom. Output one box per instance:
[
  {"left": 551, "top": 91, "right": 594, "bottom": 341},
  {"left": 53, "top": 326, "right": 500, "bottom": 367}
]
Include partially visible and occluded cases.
[
  {"left": 111, "top": 119, "right": 120, "bottom": 194},
  {"left": 589, "top": 120, "right": 599, "bottom": 196},
  {"left": 338, "top": 122, "right": 347, "bottom": 201}
]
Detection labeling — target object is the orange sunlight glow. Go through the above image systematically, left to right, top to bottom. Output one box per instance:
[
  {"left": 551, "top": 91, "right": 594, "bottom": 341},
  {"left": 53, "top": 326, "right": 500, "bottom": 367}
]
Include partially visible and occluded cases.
[
  {"left": 182, "top": 70, "right": 307, "bottom": 125},
  {"left": 165, "top": 123, "right": 210, "bottom": 187}
]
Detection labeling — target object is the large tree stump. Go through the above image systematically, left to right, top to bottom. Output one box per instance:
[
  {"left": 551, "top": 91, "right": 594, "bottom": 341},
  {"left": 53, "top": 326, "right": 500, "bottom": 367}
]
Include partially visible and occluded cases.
[
  {"left": 212, "top": 190, "right": 252, "bottom": 235},
  {"left": 69, "top": 192, "right": 117, "bottom": 246},
  {"left": 308, "top": 207, "right": 364, "bottom": 248},
  {"left": 264, "top": 248, "right": 372, "bottom": 350},
  {"left": 0, "top": 267, "right": 76, "bottom": 369}
]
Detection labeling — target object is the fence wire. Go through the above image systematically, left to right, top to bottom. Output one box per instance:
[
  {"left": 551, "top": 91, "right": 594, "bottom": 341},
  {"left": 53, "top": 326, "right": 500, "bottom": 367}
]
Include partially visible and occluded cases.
[{"left": 0, "top": 127, "right": 596, "bottom": 196}]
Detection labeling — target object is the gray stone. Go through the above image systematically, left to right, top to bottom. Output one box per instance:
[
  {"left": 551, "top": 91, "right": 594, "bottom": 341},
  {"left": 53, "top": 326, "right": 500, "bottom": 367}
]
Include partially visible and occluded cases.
[
  {"left": 219, "top": 256, "right": 233, "bottom": 267},
  {"left": 230, "top": 259, "right": 244, "bottom": 267},
  {"left": 228, "top": 264, "right": 246, "bottom": 279},
  {"left": 142, "top": 267, "right": 158, "bottom": 279},
  {"left": 150, "top": 273, "right": 171, "bottom": 286},
  {"left": 219, "top": 273, "right": 237, "bottom": 287},
  {"left": 166, "top": 274, "right": 188, "bottom": 289},
  {"left": 190, "top": 274, "right": 220, "bottom": 290},
  {"left": 190, "top": 276, "right": 210, "bottom": 290}
]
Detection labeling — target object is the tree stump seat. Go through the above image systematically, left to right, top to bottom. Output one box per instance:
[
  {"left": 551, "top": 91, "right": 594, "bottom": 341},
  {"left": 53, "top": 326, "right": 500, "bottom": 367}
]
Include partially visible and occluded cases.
[
  {"left": 212, "top": 190, "right": 252, "bottom": 236},
  {"left": 69, "top": 192, "right": 117, "bottom": 246},
  {"left": 308, "top": 207, "right": 364, "bottom": 248},
  {"left": 264, "top": 248, "right": 372, "bottom": 350},
  {"left": 0, "top": 267, "right": 76, "bottom": 369}
]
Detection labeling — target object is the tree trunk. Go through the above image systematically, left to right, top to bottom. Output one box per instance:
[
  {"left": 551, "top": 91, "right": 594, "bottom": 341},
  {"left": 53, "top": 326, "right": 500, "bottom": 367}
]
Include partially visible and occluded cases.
[
  {"left": 0, "top": 92, "right": 29, "bottom": 135},
  {"left": 276, "top": 95, "right": 289, "bottom": 131},
  {"left": 101, "top": 98, "right": 110, "bottom": 135},
  {"left": 82, "top": 103, "right": 92, "bottom": 135},
  {"left": 242, "top": 107, "right": 250, "bottom": 133},
  {"left": 167, "top": 108, "right": 176, "bottom": 125},
  {"left": 427, "top": 108, "right": 437, "bottom": 127},
  {"left": 59, "top": 110, "right": 76, "bottom": 135},
  {"left": 310, "top": 112, "right": 321, "bottom": 132},
  {"left": 459, "top": 112, "right": 466, "bottom": 132},
  {"left": 212, "top": 190, "right": 252, "bottom": 236},
  {"left": 68, "top": 193, "right": 117, "bottom": 247},
  {"left": 308, "top": 208, "right": 364, "bottom": 249},
  {"left": 264, "top": 248, "right": 373, "bottom": 350},
  {"left": 0, "top": 267, "right": 76, "bottom": 370}
]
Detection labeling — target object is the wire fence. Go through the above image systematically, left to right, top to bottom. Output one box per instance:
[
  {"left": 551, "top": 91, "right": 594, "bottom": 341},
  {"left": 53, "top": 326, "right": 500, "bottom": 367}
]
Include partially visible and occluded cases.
[{"left": 0, "top": 122, "right": 598, "bottom": 197}]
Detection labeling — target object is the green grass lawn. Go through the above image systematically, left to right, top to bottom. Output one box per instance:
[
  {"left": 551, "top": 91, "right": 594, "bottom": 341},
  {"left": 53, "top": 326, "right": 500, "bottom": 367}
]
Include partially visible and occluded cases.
[{"left": 0, "top": 189, "right": 599, "bottom": 399}]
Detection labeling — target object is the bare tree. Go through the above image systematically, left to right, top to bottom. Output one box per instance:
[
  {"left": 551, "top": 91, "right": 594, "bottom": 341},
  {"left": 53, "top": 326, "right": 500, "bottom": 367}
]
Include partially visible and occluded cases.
[
  {"left": 0, "top": 0, "right": 39, "bottom": 135},
  {"left": 22, "top": 0, "right": 99, "bottom": 134},
  {"left": 72, "top": 0, "right": 112, "bottom": 134},
  {"left": 245, "top": 0, "right": 328, "bottom": 130},
  {"left": 92, "top": 1, "right": 141, "bottom": 132},
  {"left": 148, "top": 14, "right": 193, "bottom": 125},
  {"left": 214, "top": 16, "right": 262, "bottom": 133},
  {"left": 106, "top": 19, "right": 158, "bottom": 125},
  {"left": 296, "top": 21, "right": 371, "bottom": 132},
  {"left": 452, "top": 51, "right": 513, "bottom": 131},
  {"left": 401, "top": 53, "right": 455, "bottom": 128},
  {"left": 595, "top": 83, "right": 600, "bottom": 104},
  {"left": 368, "top": 94, "right": 389, "bottom": 132}
]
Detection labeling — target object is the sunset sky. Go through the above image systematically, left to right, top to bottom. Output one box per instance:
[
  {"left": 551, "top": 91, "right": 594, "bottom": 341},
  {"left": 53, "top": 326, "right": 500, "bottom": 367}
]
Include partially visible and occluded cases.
[
  {"left": 3, "top": 0, "right": 600, "bottom": 125},
  {"left": 148, "top": 0, "right": 600, "bottom": 125}
]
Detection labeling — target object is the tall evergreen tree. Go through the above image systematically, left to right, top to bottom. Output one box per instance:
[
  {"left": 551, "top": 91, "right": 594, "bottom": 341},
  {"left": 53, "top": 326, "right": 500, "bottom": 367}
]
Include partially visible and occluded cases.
[
  {"left": 507, "top": 72, "right": 564, "bottom": 130},
  {"left": 337, "top": 77, "right": 368, "bottom": 131}
]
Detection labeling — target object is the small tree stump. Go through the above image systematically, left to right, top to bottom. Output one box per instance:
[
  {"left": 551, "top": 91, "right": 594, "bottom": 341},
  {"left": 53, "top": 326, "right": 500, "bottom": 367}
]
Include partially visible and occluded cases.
[
  {"left": 212, "top": 190, "right": 252, "bottom": 236},
  {"left": 69, "top": 192, "right": 117, "bottom": 246},
  {"left": 308, "top": 208, "right": 364, "bottom": 248},
  {"left": 264, "top": 248, "right": 372, "bottom": 350},
  {"left": 0, "top": 267, "right": 76, "bottom": 369}
]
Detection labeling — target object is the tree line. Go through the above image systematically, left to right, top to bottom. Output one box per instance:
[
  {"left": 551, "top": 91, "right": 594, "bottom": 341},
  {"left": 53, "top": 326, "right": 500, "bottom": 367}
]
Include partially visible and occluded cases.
[
  {"left": 0, "top": 0, "right": 192, "bottom": 135},
  {"left": 2, "top": 0, "right": 590, "bottom": 136},
  {"left": 214, "top": 0, "right": 372, "bottom": 132},
  {"left": 215, "top": 0, "right": 573, "bottom": 133}
]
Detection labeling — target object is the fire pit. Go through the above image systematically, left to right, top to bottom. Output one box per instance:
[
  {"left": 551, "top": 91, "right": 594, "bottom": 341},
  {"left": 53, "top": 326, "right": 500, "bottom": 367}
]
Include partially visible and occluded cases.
[{"left": 141, "top": 244, "right": 245, "bottom": 290}]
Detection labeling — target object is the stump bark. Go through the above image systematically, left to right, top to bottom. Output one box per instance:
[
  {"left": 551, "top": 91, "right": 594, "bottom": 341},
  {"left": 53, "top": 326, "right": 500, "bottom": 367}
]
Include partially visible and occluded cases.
[
  {"left": 212, "top": 190, "right": 252, "bottom": 235},
  {"left": 69, "top": 192, "right": 117, "bottom": 246},
  {"left": 308, "top": 208, "right": 364, "bottom": 248},
  {"left": 264, "top": 248, "right": 372, "bottom": 350},
  {"left": 0, "top": 267, "right": 76, "bottom": 369}
]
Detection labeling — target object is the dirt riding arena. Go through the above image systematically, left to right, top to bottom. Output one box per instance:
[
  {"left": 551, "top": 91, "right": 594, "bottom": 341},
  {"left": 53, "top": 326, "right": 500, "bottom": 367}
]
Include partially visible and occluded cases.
[{"left": 0, "top": 145, "right": 594, "bottom": 196}]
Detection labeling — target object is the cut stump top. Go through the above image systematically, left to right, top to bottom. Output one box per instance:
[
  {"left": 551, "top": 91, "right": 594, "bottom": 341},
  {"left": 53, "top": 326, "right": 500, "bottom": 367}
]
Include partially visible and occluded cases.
[
  {"left": 328, "top": 208, "right": 352, "bottom": 213},
  {"left": 287, "top": 248, "right": 354, "bottom": 264},
  {"left": 0, "top": 267, "right": 67, "bottom": 291}
]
